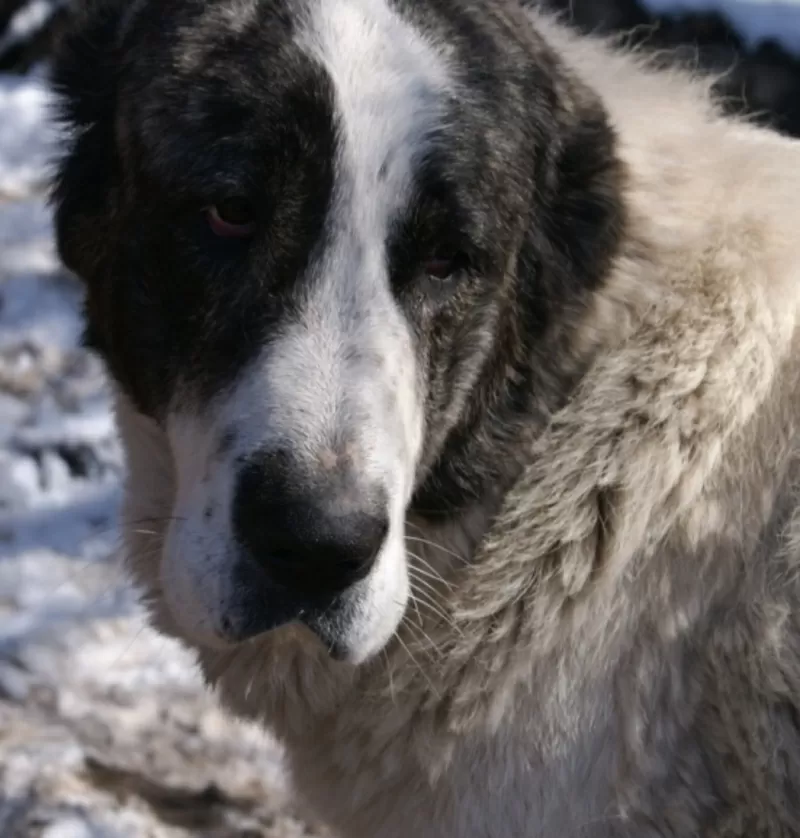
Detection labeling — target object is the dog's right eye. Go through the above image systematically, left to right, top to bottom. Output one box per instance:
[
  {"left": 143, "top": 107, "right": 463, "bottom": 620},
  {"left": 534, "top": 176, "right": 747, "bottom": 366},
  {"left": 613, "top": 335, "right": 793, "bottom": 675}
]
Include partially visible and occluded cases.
[
  {"left": 206, "top": 198, "right": 256, "bottom": 238},
  {"left": 422, "top": 248, "right": 470, "bottom": 282}
]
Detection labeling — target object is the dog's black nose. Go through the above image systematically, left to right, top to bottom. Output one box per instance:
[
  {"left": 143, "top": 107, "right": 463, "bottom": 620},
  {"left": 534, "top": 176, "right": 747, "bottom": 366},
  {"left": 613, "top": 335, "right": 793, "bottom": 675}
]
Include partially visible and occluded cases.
[{"left": 232, "top": 454, "right": 389, "bottom": 595}]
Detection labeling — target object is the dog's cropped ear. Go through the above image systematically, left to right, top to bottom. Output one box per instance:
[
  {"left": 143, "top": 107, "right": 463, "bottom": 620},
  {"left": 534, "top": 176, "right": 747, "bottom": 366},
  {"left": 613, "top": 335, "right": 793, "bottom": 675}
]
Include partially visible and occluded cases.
[
  {"left": 50, "top": 0, "right": 131, "bottom": 281},
  {"left": 481, "top": 3, "right": 627, "bottom": 310},
  {"left": 526, "top": 76, "right": 627, "bottom": 316}
]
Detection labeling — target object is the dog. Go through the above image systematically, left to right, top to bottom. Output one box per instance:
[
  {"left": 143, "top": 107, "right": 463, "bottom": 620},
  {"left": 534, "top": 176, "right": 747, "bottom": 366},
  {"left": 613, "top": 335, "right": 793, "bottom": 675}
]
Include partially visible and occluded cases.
[{"left": 50, "top": 0, "right": 800, "bottom": 834}]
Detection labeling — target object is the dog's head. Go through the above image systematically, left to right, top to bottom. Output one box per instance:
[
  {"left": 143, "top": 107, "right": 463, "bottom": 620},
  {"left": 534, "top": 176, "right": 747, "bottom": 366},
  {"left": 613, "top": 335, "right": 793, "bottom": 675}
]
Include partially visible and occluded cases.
[{"left": 52, "top": 0, "right": 623, "bottom": 664}]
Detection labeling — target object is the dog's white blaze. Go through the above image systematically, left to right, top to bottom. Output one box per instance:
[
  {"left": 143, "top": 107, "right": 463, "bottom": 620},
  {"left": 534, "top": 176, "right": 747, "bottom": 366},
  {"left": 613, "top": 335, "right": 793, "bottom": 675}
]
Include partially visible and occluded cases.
[
  {"left": 264, "top": 0, "right": 450, "bottom": 658},
  {"left": 297, "top": 0, "right": 452, "bottom": 233}
]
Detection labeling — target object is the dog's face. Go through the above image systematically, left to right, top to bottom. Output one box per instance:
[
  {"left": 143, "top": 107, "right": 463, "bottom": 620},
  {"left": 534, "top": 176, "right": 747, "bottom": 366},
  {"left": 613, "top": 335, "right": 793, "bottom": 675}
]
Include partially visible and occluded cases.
[{"left": 52, "top": 0, "right": 622, "bottom": 663}]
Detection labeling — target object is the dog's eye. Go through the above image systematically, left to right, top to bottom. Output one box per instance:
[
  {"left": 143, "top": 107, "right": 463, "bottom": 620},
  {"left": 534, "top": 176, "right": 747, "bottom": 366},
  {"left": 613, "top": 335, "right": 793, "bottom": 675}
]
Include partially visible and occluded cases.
[
  {"left": 206, "top": 197, "right": 256, "bottom": 238},
  {"left": 422, "top": 251, "right": 467, "bottom": 281}
]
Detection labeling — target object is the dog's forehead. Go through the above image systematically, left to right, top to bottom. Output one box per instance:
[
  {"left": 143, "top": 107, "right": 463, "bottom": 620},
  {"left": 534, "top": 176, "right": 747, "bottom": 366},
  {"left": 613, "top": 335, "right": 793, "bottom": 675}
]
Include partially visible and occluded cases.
[
  {"left": 125, "top": 0, "right": 453, "bottom": 212},
  {"left": 295, "top": 0, "right": 453, "bottom": 227},
  {"left": 126, "top": 1, "right": 313, "bottom": 138}
]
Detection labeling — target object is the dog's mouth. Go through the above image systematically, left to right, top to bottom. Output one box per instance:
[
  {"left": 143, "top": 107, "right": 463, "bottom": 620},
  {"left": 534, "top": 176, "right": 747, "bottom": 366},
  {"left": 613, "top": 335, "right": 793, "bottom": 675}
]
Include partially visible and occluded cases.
[
  {"left": 158, "top": 498, "right": 412, "bottom": 665},
  {"left": 215, "top": 554, "right": 362, "bottom": 657}
]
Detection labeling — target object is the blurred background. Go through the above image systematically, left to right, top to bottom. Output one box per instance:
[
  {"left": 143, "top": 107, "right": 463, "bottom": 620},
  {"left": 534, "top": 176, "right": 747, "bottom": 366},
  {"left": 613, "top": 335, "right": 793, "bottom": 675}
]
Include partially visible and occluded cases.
[{"left": 1, "top": 1, "right": 799, "bottom": 836}]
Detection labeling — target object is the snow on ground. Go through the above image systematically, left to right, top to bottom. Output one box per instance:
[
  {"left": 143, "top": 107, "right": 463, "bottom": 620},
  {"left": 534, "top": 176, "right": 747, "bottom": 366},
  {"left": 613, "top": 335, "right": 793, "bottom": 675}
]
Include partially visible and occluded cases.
[
  {"left": 641, "top": 0, "right": 800, "bottom": 52},
  {"left": 0, "top": 2, "right": 65, "bottom": 64},
  {"left": 0, "top": 70, "right": 322, "bottom": 838},
  {"left": 0, "top": 70, "right": 56, "bottom": 199}
]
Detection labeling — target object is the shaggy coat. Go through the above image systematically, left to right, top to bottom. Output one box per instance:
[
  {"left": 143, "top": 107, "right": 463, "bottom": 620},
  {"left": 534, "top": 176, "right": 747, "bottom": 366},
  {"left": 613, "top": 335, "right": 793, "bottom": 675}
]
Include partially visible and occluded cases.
[{"left": 52, "top": 1, "right": 800, "bottom": 835}]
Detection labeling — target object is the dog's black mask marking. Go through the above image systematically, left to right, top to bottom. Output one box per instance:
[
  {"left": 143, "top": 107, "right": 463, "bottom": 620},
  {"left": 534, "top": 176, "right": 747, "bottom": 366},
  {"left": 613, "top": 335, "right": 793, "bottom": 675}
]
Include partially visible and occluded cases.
[
  {"left": 51, "top": 0, "right": 625, "bottom": 518},
  {"left": 52, "top": 0, "right": 337, "bottom": 417}
]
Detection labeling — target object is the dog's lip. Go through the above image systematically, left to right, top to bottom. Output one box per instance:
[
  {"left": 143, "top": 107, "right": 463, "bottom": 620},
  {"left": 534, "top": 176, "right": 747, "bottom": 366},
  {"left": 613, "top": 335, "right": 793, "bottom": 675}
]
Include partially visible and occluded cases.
[
  {"left": 215, "top": 556, "right": 351, "bottom": 655},
  {"left": 216, "top": 608, "right": 350, "bottom": 662},
  {"left": 301, "top": 610, "right": 353, "bottom": 660}
]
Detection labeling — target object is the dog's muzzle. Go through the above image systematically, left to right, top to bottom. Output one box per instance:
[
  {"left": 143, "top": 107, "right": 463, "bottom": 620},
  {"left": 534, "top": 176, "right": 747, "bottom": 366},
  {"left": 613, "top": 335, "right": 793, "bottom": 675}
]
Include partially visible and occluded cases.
[{"left": 221, "top": 447, "right": 390, "bottom": 651}]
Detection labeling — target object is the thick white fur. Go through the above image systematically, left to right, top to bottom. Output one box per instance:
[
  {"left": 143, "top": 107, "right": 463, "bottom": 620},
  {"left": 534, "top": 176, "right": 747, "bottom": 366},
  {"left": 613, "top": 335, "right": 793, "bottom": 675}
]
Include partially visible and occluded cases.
[{"left": 118, "top": 4, "right": 800, "bottom": 837}]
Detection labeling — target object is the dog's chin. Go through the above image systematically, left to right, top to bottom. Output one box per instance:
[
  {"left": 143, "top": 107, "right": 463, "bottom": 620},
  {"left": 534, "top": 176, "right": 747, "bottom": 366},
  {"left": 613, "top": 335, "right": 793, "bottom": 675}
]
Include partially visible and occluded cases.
[{"left": 159, "top": 541, "right": 411, "bottom": 666}]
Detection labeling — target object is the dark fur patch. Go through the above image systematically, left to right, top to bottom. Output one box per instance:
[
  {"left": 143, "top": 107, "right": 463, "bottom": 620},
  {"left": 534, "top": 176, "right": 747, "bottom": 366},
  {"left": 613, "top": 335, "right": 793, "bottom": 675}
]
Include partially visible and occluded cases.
[{"left": 52, "top": 0, "right": 337, "bottom": 416}]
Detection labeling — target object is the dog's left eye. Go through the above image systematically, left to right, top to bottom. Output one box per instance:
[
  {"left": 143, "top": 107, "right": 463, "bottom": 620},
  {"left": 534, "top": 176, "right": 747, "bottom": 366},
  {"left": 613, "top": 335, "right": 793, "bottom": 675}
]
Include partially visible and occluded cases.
[{"left": 206, "top": 197, "right": 256, "bottom": 238}]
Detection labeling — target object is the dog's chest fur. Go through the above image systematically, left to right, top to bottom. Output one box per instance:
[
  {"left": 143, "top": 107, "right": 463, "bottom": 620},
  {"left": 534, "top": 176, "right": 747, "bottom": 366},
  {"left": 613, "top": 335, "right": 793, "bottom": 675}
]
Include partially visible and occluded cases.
[
  {"left": 206, "top": 521, "right": 623, "bottom": 837},
  {"left": 285, "top": 710, "right": 618, "bottom": 837}
]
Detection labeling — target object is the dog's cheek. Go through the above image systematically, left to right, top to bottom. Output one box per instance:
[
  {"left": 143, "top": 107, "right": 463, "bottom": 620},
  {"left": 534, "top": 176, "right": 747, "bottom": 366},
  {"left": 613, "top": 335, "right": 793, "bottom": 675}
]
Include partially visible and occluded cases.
[
  {"left": 53, "top": 95, "right": 124, "bottom": 275},
  {"left": 54, "top": 141, "right": 126, "bottom": 366},
  {"left": 55, "top": 178, "right": 121, "bottom": 287},
  {"left": 56, "top": 190, "right": 152, "bottom": 410},
  {"left": 62, "top": 213, "right": 170, "bottom": 422},
  {"left": 105, "top": 270, "right": 182, "bottom": 420},
  {"left": 424, "top": 291, "right": 492, "bottom": 417}
]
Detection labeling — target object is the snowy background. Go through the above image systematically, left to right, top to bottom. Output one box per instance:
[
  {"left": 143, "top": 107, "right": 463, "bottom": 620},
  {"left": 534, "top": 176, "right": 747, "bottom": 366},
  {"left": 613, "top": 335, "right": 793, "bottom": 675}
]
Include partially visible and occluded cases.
[
  {"left": 642, "top": 0, "right": 800, "bottom": 52},
  {"left": 0, "top": 1, "right": 799, "bottom": 836}
]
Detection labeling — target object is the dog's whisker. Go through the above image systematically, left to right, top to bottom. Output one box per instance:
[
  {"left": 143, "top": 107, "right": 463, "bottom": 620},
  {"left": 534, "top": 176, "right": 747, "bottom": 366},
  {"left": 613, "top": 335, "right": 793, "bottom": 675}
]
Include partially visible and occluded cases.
[
  {"left": 123, "top": 516, "right": 186, "bottom": 529},
  {"left": 404, "top": 534, "right": 469, "bottom": 565},
  {"left": 406, "top": 554, "right": 456, "bottom": 591},
  {"left": 37, "top": 557, "right": 107, "bottom": 599},
  {"left": 410, "top": 563, "right": 455, "bottom": 590},
  {"left": 408, "top": 568, "right": 449, "bottom": 602},
  {"left": 407, "top": 582, "right": 424, "bottom": 627},
  {"left": 407, "top": 589, "right": 462, "bottom": 635},
  {"left": 403, "top": 605, "right": 445, "bottom": 659},
  {"left": 107, "top": 621, "right": 150, "bottom": 670},
  {"left": 401, "top": 622, "right": 437, "bottom": 663},
  {"left": 394, "top": 632, "right": 440, "bottom": 701},
  {"left": 381, "top": 648, "right": 399, "bottom": 705}
]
